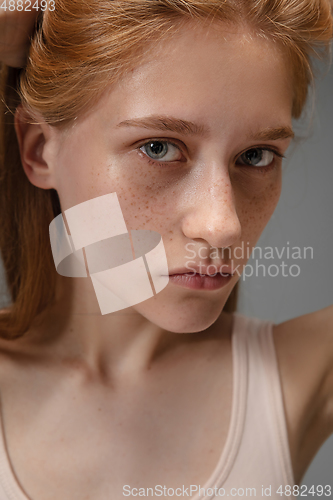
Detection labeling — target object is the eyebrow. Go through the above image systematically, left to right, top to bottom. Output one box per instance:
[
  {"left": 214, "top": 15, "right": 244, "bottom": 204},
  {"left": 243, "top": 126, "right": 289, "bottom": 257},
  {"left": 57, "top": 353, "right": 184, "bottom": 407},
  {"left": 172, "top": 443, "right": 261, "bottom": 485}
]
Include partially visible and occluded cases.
[
  {"left": 117, "top": 115, "right": 294, "bottom": 141},
  {"left": 117, "top": 116, "right": 208, "bottom": 136},
  {"left": 247, "top": 126, "right": 295, "bottom": 141}
]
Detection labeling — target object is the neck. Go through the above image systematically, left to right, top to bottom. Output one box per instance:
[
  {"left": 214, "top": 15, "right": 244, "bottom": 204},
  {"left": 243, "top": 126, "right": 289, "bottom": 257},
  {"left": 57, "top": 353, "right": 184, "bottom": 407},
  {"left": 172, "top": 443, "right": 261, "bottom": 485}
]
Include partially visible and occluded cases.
[{"left": 20, "top": 275, "right": 231, "bottom": 381}]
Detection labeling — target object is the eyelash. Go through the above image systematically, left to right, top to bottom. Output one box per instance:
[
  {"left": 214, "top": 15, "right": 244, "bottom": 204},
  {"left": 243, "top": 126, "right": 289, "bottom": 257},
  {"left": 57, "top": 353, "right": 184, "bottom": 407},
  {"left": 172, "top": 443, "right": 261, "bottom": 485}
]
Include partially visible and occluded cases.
[
  {"left": 137, "top": 140, "right": 285, "bottom": 170},
  {"left": 137, "top": 140, "right": 183, "bottom": 167},
  {"left": 238, "top": 148, "right": 285, "bottom": 174}
]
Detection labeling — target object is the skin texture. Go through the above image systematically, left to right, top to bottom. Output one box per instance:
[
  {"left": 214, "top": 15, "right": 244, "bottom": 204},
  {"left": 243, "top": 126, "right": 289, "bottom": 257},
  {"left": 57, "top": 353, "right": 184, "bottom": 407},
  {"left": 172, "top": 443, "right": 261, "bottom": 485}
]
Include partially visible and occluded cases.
[
  {"left": 0, "top": 20, "right": 330, "bottom": 500},
  {"left": 273, "top": 307, "right": 333, "bottom": 486}
]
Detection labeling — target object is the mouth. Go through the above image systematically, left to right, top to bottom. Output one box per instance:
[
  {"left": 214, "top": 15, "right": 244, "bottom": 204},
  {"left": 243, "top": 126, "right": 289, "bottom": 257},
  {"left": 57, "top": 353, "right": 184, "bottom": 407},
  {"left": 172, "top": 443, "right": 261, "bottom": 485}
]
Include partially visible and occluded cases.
[
  {"left": 168, "top": 264, "right": 234, "bottom": 277},
  {"left": 167, "top": 267, "right": 234, "bottom": 291}
]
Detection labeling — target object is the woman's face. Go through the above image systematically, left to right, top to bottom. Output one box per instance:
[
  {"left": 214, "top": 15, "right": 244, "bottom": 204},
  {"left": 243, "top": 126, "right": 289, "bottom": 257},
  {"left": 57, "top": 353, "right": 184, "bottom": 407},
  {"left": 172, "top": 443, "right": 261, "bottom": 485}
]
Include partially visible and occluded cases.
[{"left": 43, "top": 22, "right": 294, "bottom": 333}]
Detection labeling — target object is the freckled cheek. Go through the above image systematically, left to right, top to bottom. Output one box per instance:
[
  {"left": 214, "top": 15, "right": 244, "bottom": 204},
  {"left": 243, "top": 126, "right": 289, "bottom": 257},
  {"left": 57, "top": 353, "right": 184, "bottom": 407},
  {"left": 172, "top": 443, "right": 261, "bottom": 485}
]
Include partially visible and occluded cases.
[
  {"left": 113, "top": 175, "right": 174, "bottom": 231},
  {"left": 236, "top": 177, "right": 282, "bottom": 247}
]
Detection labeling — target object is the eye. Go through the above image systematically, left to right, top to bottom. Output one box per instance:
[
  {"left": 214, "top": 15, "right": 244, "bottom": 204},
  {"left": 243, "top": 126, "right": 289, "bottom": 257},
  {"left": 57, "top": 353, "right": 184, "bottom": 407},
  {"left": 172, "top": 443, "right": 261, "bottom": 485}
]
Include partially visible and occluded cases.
[
  {"left": 139, "top": 141, "right": 182, "bottom": 162},
  {"left": 237, "top": 148, "right": 277, "bottom": 167}
]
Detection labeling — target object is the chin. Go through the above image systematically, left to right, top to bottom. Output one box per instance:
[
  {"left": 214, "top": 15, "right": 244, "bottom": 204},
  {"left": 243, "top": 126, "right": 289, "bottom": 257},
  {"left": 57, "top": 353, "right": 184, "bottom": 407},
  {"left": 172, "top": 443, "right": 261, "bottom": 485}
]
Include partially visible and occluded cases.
[{"left": 137, "top": 297, "right": 227, "bottom": 334}]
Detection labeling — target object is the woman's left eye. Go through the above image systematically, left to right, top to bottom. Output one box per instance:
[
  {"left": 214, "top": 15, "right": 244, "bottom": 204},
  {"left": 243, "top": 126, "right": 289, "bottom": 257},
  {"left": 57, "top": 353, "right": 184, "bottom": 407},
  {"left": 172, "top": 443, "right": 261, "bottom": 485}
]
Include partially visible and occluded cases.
[
  {"left": 139, "top": 141, "right": 182, "bottom": 162},
  {"left": 237, "top": 148, "right": 277, "bottom": 167}
]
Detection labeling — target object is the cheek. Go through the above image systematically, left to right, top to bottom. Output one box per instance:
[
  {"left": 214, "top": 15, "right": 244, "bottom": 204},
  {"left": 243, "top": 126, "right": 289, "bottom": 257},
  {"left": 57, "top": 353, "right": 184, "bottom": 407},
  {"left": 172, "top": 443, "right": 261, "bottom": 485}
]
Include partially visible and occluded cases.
[
  {"left": 53, "top": 134, "right": 106, "bottom": 210},
  {"left": 109, "top": 165, "right": 177, "bottom": 232},
  {"left": 234, "top": 170, "right": 282, "bottom": 247},
  {"left": 115, "top": 182, "right": 171, "bottom": 232}
]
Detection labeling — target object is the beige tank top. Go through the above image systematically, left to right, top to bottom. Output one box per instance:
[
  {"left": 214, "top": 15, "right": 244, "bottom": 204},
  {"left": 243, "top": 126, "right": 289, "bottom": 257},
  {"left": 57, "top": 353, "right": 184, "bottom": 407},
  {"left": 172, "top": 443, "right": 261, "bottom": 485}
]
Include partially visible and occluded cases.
[{"left": 0, "top": 313, "right": 295, "bottom": 499}]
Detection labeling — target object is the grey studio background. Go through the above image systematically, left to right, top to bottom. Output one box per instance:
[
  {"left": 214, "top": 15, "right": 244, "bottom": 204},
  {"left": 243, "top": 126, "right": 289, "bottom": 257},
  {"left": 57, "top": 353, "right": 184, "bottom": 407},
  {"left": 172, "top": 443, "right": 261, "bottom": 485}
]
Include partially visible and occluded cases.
[{"left": 0, "top": 55, "right": 333, "bottom": 490}]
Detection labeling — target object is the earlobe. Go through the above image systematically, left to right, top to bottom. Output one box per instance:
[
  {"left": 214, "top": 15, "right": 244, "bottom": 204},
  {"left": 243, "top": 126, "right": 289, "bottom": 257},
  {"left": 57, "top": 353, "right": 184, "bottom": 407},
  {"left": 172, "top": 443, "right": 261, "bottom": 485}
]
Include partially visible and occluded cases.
[{"left": 14, "top": 105, "right": 55, "bottom": 190}]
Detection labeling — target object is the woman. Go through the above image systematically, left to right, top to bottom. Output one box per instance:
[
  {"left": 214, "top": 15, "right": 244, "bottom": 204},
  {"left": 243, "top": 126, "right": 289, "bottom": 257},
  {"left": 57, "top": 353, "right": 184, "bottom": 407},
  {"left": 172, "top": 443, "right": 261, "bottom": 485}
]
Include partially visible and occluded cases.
[{"left": 0, "top": 1, "right": 332, "bottom": 499}]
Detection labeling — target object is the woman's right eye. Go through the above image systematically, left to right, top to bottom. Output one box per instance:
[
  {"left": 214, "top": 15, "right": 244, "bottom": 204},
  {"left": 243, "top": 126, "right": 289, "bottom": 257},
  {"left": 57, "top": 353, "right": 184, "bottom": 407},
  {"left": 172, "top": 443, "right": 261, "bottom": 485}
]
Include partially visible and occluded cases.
[{"left": 139, "top": 141, "right": 183, "bottom": 163}]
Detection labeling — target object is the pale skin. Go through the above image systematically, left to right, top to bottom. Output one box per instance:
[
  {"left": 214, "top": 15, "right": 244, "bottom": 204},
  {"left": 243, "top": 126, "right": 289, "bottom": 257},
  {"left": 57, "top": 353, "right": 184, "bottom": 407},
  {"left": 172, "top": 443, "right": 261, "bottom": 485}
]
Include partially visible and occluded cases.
[{"left": 0, "top": 20, "right": 331, "bottom": 500}]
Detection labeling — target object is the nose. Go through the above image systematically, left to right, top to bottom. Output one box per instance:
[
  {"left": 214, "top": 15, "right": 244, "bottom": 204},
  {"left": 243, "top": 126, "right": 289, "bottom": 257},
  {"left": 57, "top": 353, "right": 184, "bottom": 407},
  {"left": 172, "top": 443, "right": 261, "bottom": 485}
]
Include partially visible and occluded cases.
[{"left": 181, "top": 163, "right": 242, "bottom": 249}]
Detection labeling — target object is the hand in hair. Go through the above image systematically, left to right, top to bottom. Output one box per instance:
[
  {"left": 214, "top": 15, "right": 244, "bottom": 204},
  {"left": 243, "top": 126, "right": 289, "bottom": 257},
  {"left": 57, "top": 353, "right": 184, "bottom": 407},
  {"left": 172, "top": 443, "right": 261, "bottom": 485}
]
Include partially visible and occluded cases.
[{"left": 0, "top": 2, "right": 38, "bottom": 67}]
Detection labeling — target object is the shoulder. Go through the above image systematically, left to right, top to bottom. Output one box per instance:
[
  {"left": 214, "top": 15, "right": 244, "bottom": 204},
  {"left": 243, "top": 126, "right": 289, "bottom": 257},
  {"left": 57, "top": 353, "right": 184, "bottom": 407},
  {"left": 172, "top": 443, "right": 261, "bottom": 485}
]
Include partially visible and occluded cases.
[
  {"left": 273, "top": 305, "right": 333, "bottom": 413},
  {"left": 272, "top": 306, "right": 333, "bottom": 483}
]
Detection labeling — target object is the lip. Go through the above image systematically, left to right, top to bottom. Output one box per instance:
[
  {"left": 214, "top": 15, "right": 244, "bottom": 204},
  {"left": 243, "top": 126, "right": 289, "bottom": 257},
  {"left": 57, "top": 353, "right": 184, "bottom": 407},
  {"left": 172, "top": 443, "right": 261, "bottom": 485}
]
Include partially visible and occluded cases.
[
  {"left": 166, "top": 265, "right": 234, "bottom": 291},
  {"left": 168, "top": 265, "right": 234, "bottom": 276},
  {"left": 168, "top": 273, "right": 233, "bottom": 291}
]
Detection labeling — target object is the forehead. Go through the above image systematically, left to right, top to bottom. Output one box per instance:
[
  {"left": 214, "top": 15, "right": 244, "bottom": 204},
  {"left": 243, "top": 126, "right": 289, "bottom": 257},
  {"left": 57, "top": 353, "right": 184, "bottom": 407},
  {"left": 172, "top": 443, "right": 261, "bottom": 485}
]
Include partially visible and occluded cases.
[{"left": 90, "top": 21, "right": 293, "bottom": 134}]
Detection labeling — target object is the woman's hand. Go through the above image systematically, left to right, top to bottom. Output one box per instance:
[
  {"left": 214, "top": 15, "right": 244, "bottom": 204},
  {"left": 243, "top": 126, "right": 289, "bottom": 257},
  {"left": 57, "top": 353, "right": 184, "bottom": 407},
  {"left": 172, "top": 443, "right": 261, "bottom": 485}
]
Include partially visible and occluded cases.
[{"left": 0, "top": 2, "right": 38, "bottom": 67}]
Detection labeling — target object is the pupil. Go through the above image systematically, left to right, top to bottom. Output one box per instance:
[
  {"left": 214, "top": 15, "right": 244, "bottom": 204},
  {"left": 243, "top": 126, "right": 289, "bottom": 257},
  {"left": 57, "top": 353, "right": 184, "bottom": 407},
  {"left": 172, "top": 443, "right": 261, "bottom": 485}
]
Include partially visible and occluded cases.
[
  {"left": 149, "top": 142, "right": 166, "bottom": 157},
  {"left": 245, "top": 149, "right": 262, "bottom": 165}
]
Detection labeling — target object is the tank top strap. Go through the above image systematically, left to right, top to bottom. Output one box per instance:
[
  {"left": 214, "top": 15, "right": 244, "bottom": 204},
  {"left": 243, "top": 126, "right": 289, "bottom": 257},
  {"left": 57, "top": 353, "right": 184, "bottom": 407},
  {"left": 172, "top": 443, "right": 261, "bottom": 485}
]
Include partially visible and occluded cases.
[
  {"left": 232, "top": 313, "right": 295, "bottom": 487},
  {"left": 256, "top": 317, "right": 295, "bottom": 486}
]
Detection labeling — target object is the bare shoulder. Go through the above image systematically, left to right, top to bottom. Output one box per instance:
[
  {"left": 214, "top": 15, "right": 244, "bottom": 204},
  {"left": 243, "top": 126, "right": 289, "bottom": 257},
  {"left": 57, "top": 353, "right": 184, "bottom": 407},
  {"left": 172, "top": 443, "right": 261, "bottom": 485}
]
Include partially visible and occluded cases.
[
  {"left": 272, "top": 305, "right": 333, "bottom": 484},
  {"left": 273, "top": 305, "right": 333, "bottom": 412}
]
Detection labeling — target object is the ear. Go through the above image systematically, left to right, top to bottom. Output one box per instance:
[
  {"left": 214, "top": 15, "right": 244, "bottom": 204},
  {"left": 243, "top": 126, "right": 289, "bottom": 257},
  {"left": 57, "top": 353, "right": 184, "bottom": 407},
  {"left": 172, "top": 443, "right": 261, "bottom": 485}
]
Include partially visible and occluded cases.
[{"left": 14, "top": 105, "right": 56, "bottom": 190}]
